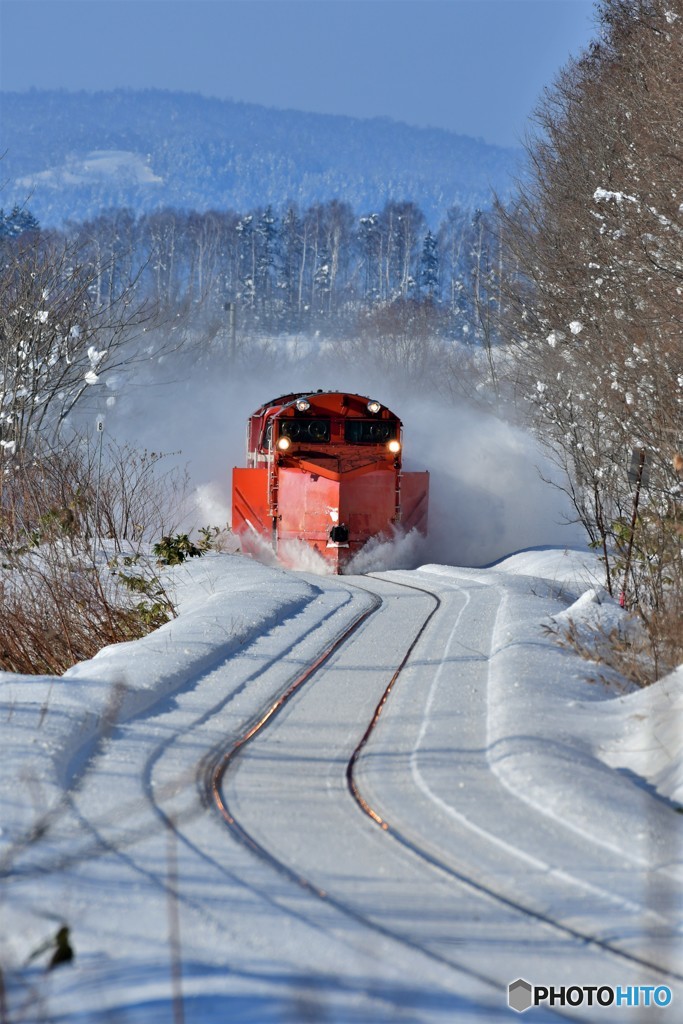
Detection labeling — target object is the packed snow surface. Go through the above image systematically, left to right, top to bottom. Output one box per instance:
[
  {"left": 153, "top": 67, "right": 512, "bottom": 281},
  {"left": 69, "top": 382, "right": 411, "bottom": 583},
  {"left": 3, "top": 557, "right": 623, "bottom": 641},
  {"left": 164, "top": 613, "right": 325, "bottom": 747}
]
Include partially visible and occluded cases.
[{"left": 1, "top": 547, "right": 681, "bottom": 1022}]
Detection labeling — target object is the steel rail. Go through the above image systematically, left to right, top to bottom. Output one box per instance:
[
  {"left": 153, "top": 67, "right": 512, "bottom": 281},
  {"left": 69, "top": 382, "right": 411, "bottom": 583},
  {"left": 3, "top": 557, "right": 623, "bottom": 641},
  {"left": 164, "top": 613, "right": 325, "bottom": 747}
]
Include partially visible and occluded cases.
[{"left": 208, "top": 589, "right": 382, "bottom": 845}]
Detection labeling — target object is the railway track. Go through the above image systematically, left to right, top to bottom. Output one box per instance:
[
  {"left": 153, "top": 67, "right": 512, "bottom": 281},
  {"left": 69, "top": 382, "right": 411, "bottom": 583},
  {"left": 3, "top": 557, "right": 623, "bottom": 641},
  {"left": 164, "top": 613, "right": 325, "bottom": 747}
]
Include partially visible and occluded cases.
[
  {"left": 6, "top": 564, "right": 679, "bottom": 1021},
  {"left": 206, "top": 571, "right": 683, "bottom": 1020}
]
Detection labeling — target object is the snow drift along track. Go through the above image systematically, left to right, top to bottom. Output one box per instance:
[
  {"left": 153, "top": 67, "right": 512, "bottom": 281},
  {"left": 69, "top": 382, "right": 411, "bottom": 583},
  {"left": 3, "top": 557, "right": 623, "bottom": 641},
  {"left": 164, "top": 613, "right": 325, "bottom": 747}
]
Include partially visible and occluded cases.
[
  {"left": 3, "top": 553, "right": 681, "bottom": 1023},
  {"left": 212, "top": 570, "right": 682, "bottom": 1020},
  {"left": 349, "top": 575, "right": 683, "bottom": 985}
]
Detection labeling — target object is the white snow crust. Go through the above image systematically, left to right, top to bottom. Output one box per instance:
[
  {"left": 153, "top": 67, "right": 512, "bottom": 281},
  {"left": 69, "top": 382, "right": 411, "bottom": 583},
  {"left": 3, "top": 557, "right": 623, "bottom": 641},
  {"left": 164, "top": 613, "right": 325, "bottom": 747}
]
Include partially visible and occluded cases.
[{"left": 1, "top": 547, "right": 681, "bottom": 1021}]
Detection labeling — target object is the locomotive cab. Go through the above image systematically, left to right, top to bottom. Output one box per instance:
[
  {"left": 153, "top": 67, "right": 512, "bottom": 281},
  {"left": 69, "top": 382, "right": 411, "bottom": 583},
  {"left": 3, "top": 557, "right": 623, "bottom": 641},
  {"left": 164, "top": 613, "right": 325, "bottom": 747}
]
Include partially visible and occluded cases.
[{"left": 232, "top": 391, "right": 428, "bottom": 572}]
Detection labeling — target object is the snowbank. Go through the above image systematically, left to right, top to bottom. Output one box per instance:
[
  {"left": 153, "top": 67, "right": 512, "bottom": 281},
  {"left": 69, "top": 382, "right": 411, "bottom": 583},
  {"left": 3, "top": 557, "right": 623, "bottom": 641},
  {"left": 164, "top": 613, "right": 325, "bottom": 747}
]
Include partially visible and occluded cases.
[
  {"left": 421, "top": 550, "right": 683, "bottom": 873},
  {"left": 0, "top": 555, "right": 319, "bottom": 839},
  {"left": 599, "top": 666, "right": 683, "bottom": 806}
]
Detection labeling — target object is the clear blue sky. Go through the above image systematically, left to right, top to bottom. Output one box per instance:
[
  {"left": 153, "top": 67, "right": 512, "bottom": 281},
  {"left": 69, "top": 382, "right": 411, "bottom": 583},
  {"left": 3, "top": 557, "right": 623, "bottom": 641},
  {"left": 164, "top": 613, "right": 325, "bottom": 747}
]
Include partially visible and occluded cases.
[{"left": 0, "top": 0, "right": 597, "bottom": 147}]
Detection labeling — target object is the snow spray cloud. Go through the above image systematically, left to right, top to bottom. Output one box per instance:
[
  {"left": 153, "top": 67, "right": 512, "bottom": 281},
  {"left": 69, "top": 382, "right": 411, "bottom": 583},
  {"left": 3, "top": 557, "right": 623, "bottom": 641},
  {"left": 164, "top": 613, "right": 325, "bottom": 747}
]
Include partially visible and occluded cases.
[
  {"left": 88, "top": 336, "right": 583, "bottom": 571},
  {"left": 399, "top": 394, "right": 585, "bottom": 567},
  {"left": 344, "top": 527, "right": 428, "bottom": 575}
]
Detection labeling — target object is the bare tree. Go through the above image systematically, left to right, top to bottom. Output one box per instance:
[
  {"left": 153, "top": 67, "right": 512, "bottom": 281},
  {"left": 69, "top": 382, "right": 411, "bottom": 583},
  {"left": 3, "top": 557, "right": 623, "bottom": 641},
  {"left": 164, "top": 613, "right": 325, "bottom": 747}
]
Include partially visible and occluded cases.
[
  {"left": 494, "top": 0, "right": 683, "bottom": 671},
  {"left": 0, "top": 228, "right": 153, "bottom": 457}
]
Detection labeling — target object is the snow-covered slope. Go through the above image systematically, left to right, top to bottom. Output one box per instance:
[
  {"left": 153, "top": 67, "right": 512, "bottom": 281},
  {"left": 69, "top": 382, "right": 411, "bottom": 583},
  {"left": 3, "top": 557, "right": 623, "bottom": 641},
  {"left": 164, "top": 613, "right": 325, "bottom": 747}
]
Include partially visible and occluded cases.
[{"left": 1, "top": 548, "right": 681, "bottom": 1022}]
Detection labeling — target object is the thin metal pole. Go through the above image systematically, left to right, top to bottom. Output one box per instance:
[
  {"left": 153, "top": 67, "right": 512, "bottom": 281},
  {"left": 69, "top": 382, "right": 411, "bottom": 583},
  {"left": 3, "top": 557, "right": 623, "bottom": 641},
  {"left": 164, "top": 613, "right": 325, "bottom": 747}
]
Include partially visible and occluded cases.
[
  {"left": 224, "top": 301, "right": 236, "bottom": 363},
  {"left": 93, "top": 418, "right": 104, "bottom": 566},
  {"left": 620, "top": 448, "right": 646, "bottom": 608}
]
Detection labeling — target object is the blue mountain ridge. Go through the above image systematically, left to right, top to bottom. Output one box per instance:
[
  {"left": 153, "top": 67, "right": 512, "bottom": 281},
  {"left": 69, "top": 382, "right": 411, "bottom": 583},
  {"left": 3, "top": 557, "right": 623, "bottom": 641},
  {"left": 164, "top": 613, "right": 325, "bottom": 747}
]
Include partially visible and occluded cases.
[{"left": 0, "top": 89, "right": 522, "bottom": 228}]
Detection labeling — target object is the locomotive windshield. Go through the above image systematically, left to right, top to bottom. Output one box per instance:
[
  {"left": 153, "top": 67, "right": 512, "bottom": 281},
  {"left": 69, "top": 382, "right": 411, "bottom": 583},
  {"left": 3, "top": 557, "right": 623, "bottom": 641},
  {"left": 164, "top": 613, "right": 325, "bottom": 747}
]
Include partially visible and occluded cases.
[
  {"left": 280, "top": 418, "right": 331, "bottom": 443},
  {"left": 344, "top": 419, "right": 398, "bottom": 444}
]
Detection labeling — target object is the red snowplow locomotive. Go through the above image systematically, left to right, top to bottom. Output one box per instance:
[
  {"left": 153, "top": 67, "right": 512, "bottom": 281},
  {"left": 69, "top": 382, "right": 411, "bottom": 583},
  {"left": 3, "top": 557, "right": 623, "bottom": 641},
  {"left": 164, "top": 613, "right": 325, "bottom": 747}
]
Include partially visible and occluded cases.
[{"left": 232, "top": 391, "right": 429, "bottom": 573}]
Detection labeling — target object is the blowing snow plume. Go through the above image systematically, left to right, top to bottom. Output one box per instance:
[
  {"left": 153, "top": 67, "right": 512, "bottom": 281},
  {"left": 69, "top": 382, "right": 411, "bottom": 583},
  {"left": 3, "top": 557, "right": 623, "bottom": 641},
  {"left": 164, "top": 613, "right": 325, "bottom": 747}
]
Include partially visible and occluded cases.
[
  {"left": 86, "top": 336, "right": 584, "bottom": 573},
  {"left": 402, "top": 397, "right": 585, "bottom": 567}
]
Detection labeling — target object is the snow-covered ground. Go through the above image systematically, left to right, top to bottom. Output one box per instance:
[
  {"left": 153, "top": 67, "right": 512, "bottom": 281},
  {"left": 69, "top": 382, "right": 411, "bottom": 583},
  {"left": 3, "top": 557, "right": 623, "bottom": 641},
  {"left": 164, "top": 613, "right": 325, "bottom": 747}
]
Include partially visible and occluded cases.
[{"left": 1, "top": 547, "right": 681, "bottom": 1022}]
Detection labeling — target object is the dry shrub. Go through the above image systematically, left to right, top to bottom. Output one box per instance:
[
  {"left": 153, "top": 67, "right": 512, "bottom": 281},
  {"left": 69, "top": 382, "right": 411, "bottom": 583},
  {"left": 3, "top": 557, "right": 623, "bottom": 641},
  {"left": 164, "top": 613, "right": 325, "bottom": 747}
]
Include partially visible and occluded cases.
[
  {"left": 0, "top": 435, "right": 188, "bottom": 553},
  {"left": 0, "top": 437, "right": 186, "bottom": 675},
  {"left": 0, "top": 558, "right": 172, "bottom": 675},
  {"left": 544, "top": 593, "right": 683, "bottom": 688},
  {"left": 641, "top": 598, "right": 683, "bottom": 683},
  {"left": 543, "top": 616, "right": 655, "bottom": 689}
]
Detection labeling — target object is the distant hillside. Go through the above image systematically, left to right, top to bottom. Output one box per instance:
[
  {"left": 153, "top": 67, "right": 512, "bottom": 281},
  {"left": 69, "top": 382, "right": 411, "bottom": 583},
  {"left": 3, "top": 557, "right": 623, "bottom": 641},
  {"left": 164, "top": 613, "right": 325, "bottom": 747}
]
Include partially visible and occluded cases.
[{"left": 0, "top": 89, "right": 522, "bottom": 227}]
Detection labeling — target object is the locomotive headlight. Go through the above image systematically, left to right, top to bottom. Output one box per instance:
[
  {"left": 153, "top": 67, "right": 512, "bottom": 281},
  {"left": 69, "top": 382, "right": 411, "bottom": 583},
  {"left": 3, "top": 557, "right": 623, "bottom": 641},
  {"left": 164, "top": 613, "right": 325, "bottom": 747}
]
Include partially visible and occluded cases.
[
  {"left": 295, "top": 398, "right": 311, "bottom": 412},
  {"left": 367, "top": 400, "right": 382, "bottom": 414},
  {"left": 277, "top": 436, "right": 291, "bottom": 451},
  {"left": 387, "top": 439, "right": 401, "bottom": 454}
]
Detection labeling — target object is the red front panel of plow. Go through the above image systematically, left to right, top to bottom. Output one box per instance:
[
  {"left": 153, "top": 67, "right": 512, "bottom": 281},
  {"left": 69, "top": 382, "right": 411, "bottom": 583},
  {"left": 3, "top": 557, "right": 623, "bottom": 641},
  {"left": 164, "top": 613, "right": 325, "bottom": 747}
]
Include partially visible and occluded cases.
[
  {"left": 232, "top": 463, "right": 429, "bottom": 571},
  {"left": 277, "top": 465, "right": 397, "bottom": 564},
  {"left": 232, "top": 467, "right": 270, "bottom": 551}
]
